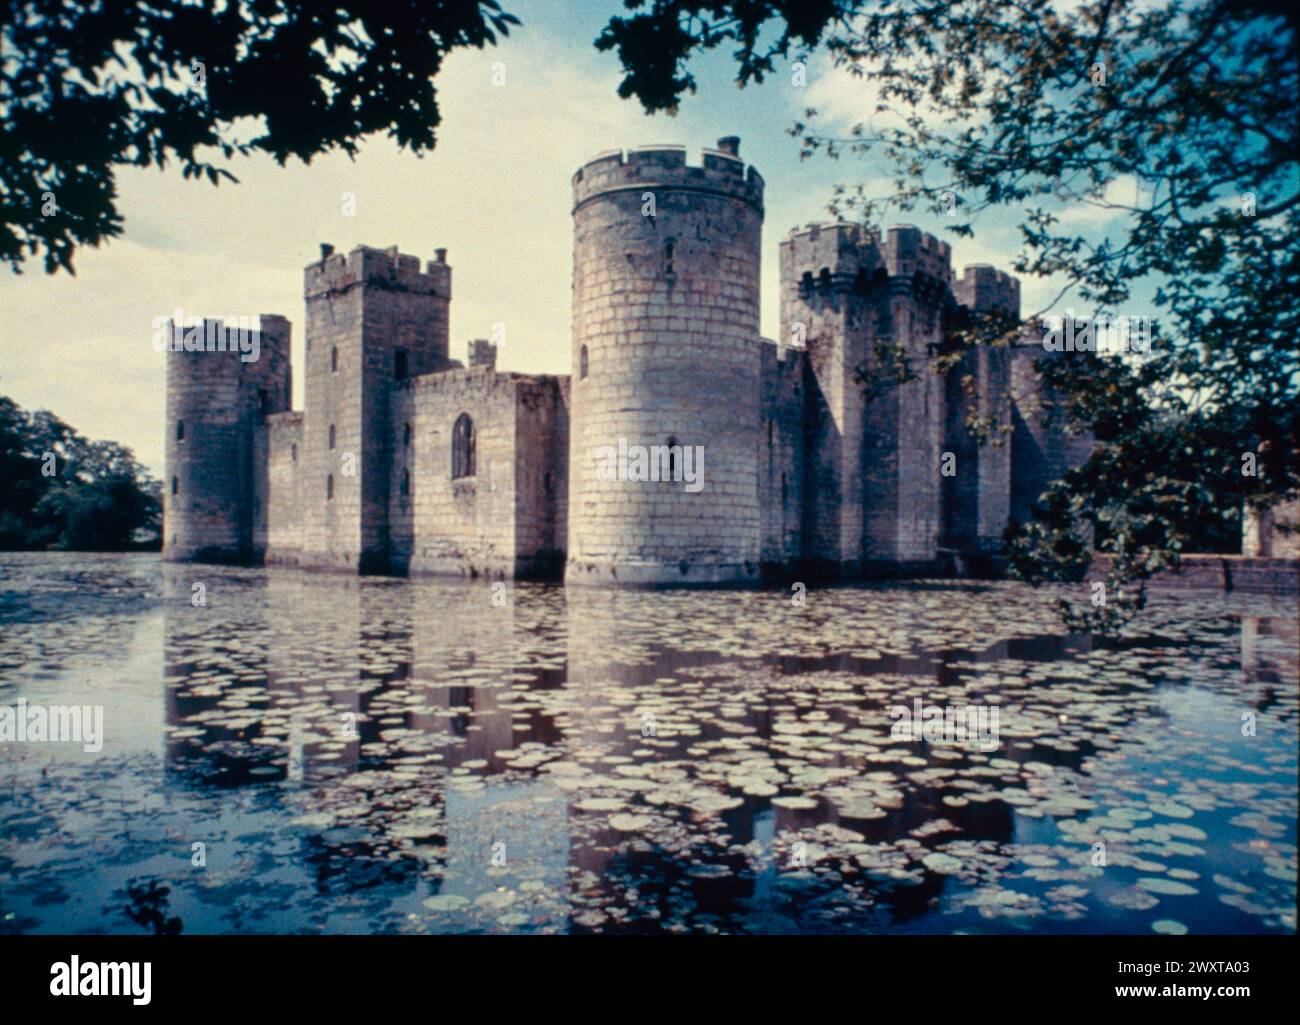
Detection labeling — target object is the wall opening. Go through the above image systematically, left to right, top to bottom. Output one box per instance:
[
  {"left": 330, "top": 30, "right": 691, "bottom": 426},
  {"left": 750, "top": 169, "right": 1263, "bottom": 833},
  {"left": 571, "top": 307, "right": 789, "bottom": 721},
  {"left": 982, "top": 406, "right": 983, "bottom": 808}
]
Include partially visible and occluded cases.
[
  {"left": 579, "top": 345, "right": 588, "bottom": 379},
  {"left": 331, "top": 346, "right": 338, "bottom": 373},
  {"left": 395, "top": 349, "right": 408, "bottom": 382},
  {"left": 452, "top": 413, "right": 475, "bottom": 479},
  {"left": 176, "top": 420, "right": 184, "bottom": 441},
  {"left": 328, "top": 424, "right": 335, "bottom": 450},
  {"left": 400, "top": 469, "right": 410, "bottom": 497},
  {"left": 327, "top": 474, "right": 334, "bottom": 500},
  {"left": 171, "top": 475, "right": 178, "bottom": 495}
]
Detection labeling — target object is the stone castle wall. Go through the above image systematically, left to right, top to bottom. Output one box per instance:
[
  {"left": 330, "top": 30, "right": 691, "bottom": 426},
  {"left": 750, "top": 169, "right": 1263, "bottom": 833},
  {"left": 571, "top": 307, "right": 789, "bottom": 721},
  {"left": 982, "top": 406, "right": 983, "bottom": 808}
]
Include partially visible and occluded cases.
[
  {"left": 165, "top": 136, "right": 1147, "bottom": 586},
  {"left": 568, "top": 139, "right": 766, "bottom": 586},
  {"left": 300, "top": 245, "right": 451, "bottom": 572},
  {"left": 164, "top": 315, "right": 290, "bottom": 563},
  {"left": 759, "top": 340, "right": 807, "bottom": 566}
]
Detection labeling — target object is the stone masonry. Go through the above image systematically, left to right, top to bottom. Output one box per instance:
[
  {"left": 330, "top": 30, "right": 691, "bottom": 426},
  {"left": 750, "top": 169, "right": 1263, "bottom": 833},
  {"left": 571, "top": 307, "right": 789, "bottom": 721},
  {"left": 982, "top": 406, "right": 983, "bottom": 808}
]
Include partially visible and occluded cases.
[{"left": 165, "top": 135, "right": 1115, "bottom": 585}]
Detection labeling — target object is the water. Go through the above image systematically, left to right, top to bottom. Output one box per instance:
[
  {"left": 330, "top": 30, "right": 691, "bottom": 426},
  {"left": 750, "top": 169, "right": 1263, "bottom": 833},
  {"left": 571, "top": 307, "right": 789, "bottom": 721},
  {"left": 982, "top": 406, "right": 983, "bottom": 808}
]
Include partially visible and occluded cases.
[{"left": 0, "top": 553, "right": 1295, "bottom": 935}]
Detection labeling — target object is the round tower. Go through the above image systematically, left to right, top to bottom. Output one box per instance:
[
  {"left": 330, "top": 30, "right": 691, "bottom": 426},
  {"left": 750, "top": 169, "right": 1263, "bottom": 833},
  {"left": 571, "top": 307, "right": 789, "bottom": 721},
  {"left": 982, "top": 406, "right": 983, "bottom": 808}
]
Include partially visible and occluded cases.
[
  {"left": 567, "top": 137, "right": 765, "bottom": 586},
  {"left": 164, "top": 314, "right": 291, "bottom": 562}
]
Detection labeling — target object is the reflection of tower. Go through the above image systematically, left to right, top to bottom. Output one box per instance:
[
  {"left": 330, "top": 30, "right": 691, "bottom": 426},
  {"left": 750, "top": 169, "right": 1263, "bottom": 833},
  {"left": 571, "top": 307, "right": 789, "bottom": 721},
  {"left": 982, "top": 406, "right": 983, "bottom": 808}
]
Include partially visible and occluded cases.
[
  {"left": 567, "top": 138, "right": 765, "bottom": 586},
  {"left": 163, "top": 316, "right": 291, "bottom": 562},
  {"left": 162, "top": 564, "right": 286, "bottom": 786},
  {"left": 409, "top": 579, "right": 522, "bottom": 767}
]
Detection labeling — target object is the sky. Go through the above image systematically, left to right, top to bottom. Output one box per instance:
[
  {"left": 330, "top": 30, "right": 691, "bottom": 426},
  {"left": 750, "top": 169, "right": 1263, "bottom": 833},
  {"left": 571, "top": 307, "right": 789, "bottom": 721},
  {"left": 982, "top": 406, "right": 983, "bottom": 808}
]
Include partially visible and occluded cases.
[{"left": 0, "top": 0, "right": 1109, "bottom": 478}]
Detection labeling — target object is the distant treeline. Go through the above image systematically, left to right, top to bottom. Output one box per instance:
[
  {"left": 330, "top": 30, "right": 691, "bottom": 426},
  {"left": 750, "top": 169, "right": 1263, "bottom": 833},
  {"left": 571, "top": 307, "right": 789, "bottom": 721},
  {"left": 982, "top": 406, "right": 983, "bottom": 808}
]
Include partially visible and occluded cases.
[{"left": 0, "top": 395, "right": 161, "bottom": 551}]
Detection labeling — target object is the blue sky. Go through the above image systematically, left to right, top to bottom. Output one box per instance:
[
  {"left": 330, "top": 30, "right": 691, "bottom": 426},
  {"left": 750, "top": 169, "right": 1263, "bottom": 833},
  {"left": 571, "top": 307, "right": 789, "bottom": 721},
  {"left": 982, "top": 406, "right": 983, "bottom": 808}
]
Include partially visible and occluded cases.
[{"left": 0, "top": 0, "right": 1109, "bottom": 476}]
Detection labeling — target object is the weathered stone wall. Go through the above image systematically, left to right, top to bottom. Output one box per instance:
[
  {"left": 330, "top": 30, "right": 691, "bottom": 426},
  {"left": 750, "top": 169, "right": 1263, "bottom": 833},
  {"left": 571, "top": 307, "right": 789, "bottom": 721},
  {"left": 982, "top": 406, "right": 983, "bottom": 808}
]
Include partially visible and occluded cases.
[
  {"left": 567, "top": 139, "right": 765, "bottom": 586},
  {"left": 780, "top": 222, "right": 878, "bottom": 573},
  {"left": 780, "top": 223, "right": 953, "bottom": 575},
  {"left": 873, "top": 227, "right": 950, "bottom": 570},
  {"left": 300, "top": 245, "right": 451, "bottom": 572},
  {"left": 943, "top": 266, "right": 1018, "bottom": 555},
  {"left": 164, "top": 315, "right": 290, "bottom": 563},
  {"left": 1009, "top": 335, "right": 1095, "bottom": 525},
  {"left": 759, "top": 340, "right": 807, "bottom": 566},
  {"left": 406, "top": 368, "right": 519, "bottom": 578},
  {"left": 513, "top": 376, "right": 569, "bottom": 578},
  {"left": 264, "top": 412, "right": 304, "bottom": 565},
  {"left": 1243, "top": 496, "right": 1300, "bottom": 558}
]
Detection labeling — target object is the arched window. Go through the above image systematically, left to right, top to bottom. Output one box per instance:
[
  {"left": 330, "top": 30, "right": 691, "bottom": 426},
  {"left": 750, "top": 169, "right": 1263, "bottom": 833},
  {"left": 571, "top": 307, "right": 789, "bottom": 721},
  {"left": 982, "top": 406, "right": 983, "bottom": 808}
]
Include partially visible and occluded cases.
[
  {"left": 664, "top": 239, "right": 675, "bottom": 277},
  {"left": 579, "top": 345, "right": 589, "bottom": 379},
  {"left": 331, "top": 346, "right": 338, "bottom": 372},
  {"left": 452, "top": 413, "right": 475, "bottom": 479},
  {"left": 176, "top": 420, "right": 184, "bottom": 441},
  {"left": 403, "top": 423, "right": 411, "bottom": 447},
  {"left": 328, "top": 424, "right": 335, "bottom": 450},
  {"left": 666, "top": 435, "right": 679, "bottom": 480},
  {"left": 291, "top": 444, "right": 298, "bottom": 462},
  {"left": 400, "top": 469, "right": 410, "bottom": 496},
  {"left": 327, "top": 474, "right": 334, "bottom": 500},
  {"left": 171, "top": 475, "right": 178, "bottom": 495}
]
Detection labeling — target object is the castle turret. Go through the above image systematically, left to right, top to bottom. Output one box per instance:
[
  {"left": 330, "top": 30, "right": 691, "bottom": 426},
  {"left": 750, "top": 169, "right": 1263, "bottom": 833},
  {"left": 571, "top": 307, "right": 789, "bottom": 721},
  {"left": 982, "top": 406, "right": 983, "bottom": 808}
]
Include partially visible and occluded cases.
[
  {"left": 567, "top": 138, "right": 765, "bottom": 585},
  {"left": 780, "top": 222, "right": 953, "bottom": 574},
  {"left": 300, "top": 244, "right": 451, "bottom": 572},
  {"left": 942, "top": 265, "right": 1019, "bottom": 558},
  {"left": 163, "top": 314, "right": 291, "bottom": 562},
  {"left": 1009, "top": 321, "right": 1094, "bottom": 526}
]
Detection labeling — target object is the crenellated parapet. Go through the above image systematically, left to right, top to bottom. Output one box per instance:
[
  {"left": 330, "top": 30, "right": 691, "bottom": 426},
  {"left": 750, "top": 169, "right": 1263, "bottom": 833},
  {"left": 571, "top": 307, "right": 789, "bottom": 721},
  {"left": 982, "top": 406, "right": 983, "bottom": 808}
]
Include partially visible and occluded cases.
[
  {"left": 572, "top": 137, "right": 765, "bottom": 215},
  {"left": 780, "top": 222, "right": 954, "bottom": 297},
  {"left": 304, "top": 244, "right": 451, "bottom": 300},
  {"left": 953, "top": 264, "right": 1021, "bottom": 316}
]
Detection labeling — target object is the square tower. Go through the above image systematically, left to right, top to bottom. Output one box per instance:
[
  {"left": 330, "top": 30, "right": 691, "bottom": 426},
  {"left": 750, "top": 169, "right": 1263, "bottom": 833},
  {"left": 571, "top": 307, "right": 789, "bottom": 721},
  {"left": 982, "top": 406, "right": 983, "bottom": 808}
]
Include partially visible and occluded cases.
[
  {"left": 780, "top": 223, "right": 953, "bottom": 575},
  {"left": 301, "top": 244, "right": 451, "bottom": 571}
]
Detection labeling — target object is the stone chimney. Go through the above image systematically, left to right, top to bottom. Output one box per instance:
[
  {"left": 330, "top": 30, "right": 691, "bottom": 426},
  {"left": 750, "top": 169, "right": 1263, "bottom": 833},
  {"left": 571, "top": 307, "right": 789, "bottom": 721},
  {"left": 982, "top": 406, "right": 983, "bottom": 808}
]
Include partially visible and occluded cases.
[{"left": 468, "top": 338, "right": 497, "bottom": 370}]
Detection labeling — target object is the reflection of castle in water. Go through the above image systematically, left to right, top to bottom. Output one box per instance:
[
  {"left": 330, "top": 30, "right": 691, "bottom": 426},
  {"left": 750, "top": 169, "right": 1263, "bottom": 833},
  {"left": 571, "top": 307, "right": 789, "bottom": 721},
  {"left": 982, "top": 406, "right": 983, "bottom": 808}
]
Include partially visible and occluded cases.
[{"left": 160, "top": 570, "right": 1290, "bottom": 930}]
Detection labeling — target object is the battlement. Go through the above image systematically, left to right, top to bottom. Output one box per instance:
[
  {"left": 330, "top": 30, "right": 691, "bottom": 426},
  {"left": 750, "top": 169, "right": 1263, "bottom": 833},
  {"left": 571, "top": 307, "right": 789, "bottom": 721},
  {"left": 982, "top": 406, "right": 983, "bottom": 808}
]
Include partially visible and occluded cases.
[
  {"left": 572, "top": 136, "right": 764, "bottom": 213},
  {"left": 781, "top": 222, "right": 953, "bottom": 291},
  {"left": 882, "top": 225, "right": 953, "bottom": 282},
  {"left": 304, "top": 244, "right": 451, "bottom": 299},
  {"left": 954, "top": 264, "right": 1021, "bottom": 316},
  {"left": 467, "top": 338, "right": 497, "bottom": 369}
]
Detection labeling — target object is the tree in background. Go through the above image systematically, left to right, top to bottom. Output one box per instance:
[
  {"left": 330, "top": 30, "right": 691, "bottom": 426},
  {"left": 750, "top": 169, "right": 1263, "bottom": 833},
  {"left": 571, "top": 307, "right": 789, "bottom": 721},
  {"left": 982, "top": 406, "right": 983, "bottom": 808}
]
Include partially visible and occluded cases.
[
  {"left": 1, "top": 0, "right": 519, "bottom": 273},
  {"left": 598, "top": 0, "right": 1300, "bottom": 629},
  {"left": 0, "top": 395, "right": 160, "bottom": 549}
]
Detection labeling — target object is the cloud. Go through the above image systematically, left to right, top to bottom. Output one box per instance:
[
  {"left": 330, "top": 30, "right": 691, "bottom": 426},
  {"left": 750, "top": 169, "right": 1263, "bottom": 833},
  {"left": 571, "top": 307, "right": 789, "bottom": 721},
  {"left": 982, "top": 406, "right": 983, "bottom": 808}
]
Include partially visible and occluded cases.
[{"left": 0, "top": 27, "right": 660, "bottom": 476}]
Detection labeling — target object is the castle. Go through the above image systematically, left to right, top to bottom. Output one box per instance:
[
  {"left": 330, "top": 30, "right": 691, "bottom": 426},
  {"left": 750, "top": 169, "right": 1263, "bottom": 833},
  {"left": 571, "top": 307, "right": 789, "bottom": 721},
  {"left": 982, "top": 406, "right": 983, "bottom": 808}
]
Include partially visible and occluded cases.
[{"left": 163, "top": 136, "right": 1095, "bottom": 586}]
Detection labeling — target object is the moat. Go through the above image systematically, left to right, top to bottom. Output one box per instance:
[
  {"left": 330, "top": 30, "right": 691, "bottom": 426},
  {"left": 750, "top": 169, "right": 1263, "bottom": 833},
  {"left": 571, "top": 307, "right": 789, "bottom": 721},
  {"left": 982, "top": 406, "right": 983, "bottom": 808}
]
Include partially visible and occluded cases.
[{"left": 1, "top": 553, "right": 1295, "bottom": 935}]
